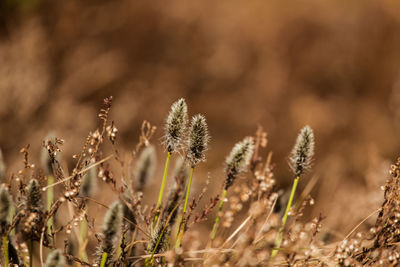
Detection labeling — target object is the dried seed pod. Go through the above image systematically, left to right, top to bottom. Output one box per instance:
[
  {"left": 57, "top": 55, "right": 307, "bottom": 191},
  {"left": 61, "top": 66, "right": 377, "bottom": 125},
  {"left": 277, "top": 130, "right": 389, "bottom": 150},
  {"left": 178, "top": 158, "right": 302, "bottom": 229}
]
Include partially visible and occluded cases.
[
  {"left": 164, "top": 98, "right": 188, "bottom": 153},
  {"left": 187, "top": 114, "right": 209, "bottom": 167},
  {"left": 289, "top": 125, "right": 315, "bottom": 177},
  {"left": 225, "top": 137, "right": 255, "bottom": 190},
  {"left": 134, "top": 145, "right": 157, "bottom": 191},
  {"left": 0, "top": 185, "right": 11, "bottom": 235},
  {"left": 98, "top": 201, "right": 123, "bottom": 265},
  {"left": 46, "top": 249, "right": 65, "bottom": 267}
]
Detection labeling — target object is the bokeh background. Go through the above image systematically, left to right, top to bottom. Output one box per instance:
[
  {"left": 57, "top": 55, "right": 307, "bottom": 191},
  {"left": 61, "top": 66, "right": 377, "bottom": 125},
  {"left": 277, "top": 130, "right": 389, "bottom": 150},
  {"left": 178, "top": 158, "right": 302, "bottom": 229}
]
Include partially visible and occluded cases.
[{"left": 1, "top": 0, "right": 400, "bottom": 239}]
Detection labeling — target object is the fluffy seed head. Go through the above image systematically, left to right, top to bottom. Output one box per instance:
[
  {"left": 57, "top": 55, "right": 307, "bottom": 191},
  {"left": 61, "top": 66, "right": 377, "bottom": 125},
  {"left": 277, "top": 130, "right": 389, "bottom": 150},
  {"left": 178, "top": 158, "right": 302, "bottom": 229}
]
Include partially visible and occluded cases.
[
  {"left": 164, "top": 98, "right": 188, "bottom": 153},
  {"left": 187, "top": 114, "right": 209, "bottom": 167},
  {"left": 289, "top": 125, "right": 315, "bottom": 177},
  {"left": 225, "top": 137, "right": 255, "bottom": 190},
  {"left": 134, "top": 145, "right": 157, "bottom": 191},
  {"left": 80, "top": 163, "right": 98, "bottom": 197},
  {"left": 27, "top": 179, "right": 42, "bottom": 210},
  {"left": 0, "top": 185, "right": 11, "bottom": 234},
  {"left": 102, "top": 201, "right": 123, "bottom": 254},
  {"left": 147, "top": 223, "right": 167, "bottom": 255},
  {"left": 46, "top": 250, "right": 65, "bottom": 267}
]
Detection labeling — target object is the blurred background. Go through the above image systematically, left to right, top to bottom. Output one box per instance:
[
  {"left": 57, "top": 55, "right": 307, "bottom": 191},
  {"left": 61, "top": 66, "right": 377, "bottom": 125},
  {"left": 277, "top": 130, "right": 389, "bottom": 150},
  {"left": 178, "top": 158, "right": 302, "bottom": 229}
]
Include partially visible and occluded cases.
[{"left": 1, "top": 0, "right": 400, "bottom": 239}]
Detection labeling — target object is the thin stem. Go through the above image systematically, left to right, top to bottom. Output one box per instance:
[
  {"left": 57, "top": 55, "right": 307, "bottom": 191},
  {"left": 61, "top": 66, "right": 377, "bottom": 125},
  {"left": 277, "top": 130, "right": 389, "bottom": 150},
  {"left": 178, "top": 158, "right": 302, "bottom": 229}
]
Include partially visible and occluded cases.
[
  {"left": 154, "top": 152, "right": 171, "bottom": 225},
  {"left": 174, "top": 167, "right": 194, "bottom": 248},
  {"left": 183, "top": 167, "right": 194, "bottom": 214},
  {"left": 47, "top": 175, "right": 54, "bottom": 238},
  {"left": 271, "top": 176, "right": 299, "bottom": 258},
  {"left": 210, "top": 189, "right": 227, "bottom": 242},
  {"left": 79, "top": 206, "right": 88, "bottom": 262},
  {"left": 3, "top": 235, "right": 8, "bottom": 267},
  {"left": 29, "top": 240, "right": 33, "bottom": 267},
  {"left": 100, "top": 252, "right": 108, "bottom": 267}
]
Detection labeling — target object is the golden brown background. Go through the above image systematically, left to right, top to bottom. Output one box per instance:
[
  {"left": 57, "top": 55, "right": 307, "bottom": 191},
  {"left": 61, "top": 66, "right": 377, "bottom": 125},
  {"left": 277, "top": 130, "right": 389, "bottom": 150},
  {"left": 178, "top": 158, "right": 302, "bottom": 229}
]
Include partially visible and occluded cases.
[{"left": 1, "top": 0, "right": 400, "bottom": 237}]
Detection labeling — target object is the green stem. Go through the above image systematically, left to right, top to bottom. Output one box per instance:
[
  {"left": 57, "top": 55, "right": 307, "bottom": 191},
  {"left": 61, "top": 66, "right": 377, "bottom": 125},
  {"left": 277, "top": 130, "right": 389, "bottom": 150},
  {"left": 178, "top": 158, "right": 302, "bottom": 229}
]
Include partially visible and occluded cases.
[
  {"left": 154, "top": 152, "right": 171, "bottom": 226},
  {"left": 174, "top": 167, "right": 194, "bottom": 248},
  {"left": 182, "top": 167, "right": 194, "bottom": 214},
  {"left": 47, "top": 175, "right": 54, "bottom": 237},
  {"left": 271, "top": 176, "right": 299, "bottom": 258},
  {"left": 210, "top": 189, "right": 227, "bottom": 242},
  {"left": 79, "top": 207, "right": 88, "bottom": 262},
  {"left": 3, "top": 235, "right": 8, "bottom": 267},
  {"left": 29, "top": 240, "right": 33, "bottom": 267},
  {"left": 100, "top": 252, "right": 108, "bottom": 267}
]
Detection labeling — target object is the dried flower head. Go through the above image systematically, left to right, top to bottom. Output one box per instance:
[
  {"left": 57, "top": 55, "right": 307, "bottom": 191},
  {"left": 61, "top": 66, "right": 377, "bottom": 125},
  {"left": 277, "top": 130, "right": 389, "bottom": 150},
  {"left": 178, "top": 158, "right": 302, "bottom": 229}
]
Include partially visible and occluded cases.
[
  {"left": 164, "top": 98, "right": 188, "bottom": 153},
  {"left": 187, "top": 114, "right": 209, "bottom": 167},
  {"left": 289, "top": 125, "right": 315, "bottom": 177},
  {"left": 225, "top": 137, "right": 255, "bottom": 190},
  {"left": 134, "top": 145, "right": 157, "bottom": 191},
  {"left": 0, "top": 148, "right": 5, "bottom": 179},
  {"left": 80, "top": 163, "right": 98, "bottom": 197},
  {"left": 27, "top": 178, "right": 42, "bottom": 210},
  {"left": 0, "top": 185, "right": 11, "bottom": 234},
  {"left": 101, "top": 201, "right": 123, "bottom": 256},
  {"left": 45, "top": 250, "right": 65, "bottom": 267}
]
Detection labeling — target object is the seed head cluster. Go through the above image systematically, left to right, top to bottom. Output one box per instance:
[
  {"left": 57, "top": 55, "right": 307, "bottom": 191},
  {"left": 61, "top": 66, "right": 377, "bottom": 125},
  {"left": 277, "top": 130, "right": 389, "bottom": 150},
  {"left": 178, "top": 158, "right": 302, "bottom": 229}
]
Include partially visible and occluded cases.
[
  {"left": 164, "top": 98, "right": 188, "bottom": 153},
  {"left": 187, "top": 114, "right": 209, "bottom": 167},
  {"left": 289, "top": 125, "right": 315, "bottom": 177},
  {"left": 225, "top": 137, "right": 254, "bottom": 190}
]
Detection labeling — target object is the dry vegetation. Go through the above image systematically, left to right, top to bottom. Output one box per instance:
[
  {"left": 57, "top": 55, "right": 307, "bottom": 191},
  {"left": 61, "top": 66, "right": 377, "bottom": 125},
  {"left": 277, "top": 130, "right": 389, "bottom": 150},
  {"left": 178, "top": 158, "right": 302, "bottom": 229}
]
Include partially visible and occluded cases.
[
  {"left": 2, "top": 1, "right": 400, "bottom": 266},
  {"left": 0, "top": 97, "right": 399, "bottom": 266}
]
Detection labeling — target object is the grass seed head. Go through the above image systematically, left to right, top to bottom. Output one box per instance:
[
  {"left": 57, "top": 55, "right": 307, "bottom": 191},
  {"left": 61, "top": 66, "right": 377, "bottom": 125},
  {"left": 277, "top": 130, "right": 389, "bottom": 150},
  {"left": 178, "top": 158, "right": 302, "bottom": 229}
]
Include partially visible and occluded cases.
[
  {"left": 164, "top": 98, "right": 188, "bottom": 153},
  {"left": 187, "top": 114, "right": 209, "bottom": 167},
  {"left": 289, "top": 125, "right": 315, "bottom": 177},
  {"left": 41, "top": 132, "right": 56, "bottom": 175},
  {"left": 225, "top": 137, "right": 254, "bottom": 190},
  {"left": 134, "top": 145, "right": 157, "bottom": 191},
  {"left": 80, "top": 162, "right": 98, "bottom": 197},
  {"left": 27, "top": 178, "right": 42, "bottom": 210},
  {"left": 0, "top": 185, "right": 11, "bottom": 234},
  {"left": 102, "top": 200, "right": 123, "bottom": 254},
  {"left": 148, "top": 223, "right": 167, "bottom": 255},
  {"left": 45, "top": 249, "right": 65, "bottom": 267}
]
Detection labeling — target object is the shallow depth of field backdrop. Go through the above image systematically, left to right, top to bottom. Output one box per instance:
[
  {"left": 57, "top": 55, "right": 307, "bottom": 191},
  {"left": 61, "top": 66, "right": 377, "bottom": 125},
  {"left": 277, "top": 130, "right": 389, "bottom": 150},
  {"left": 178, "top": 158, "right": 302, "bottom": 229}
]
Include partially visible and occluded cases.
[{"left": 1, "top": 0, "right": 400, "bottom": 244}]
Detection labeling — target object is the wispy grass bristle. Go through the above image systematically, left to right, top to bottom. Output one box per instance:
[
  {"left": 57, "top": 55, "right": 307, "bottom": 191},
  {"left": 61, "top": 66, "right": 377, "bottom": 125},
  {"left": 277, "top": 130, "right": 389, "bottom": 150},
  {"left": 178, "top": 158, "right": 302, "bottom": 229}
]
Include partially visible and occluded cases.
[
  {"left": 164, "top": 98, "right": 188, "bottom": 153},
  {"left": 187, "top": 114, "right": 209, "bottom": 167},
  {"left": 289, "top": 125, "right": 315, "bottom": 177},
  {"left": 224, "top": 137, "right": 255, "bottom": 190},
  {"left": 134, "top": 145, "right": 157, "bottom": 191},
  {"left": 45, "top": 249, "right": 65, "bottom": 267}
]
